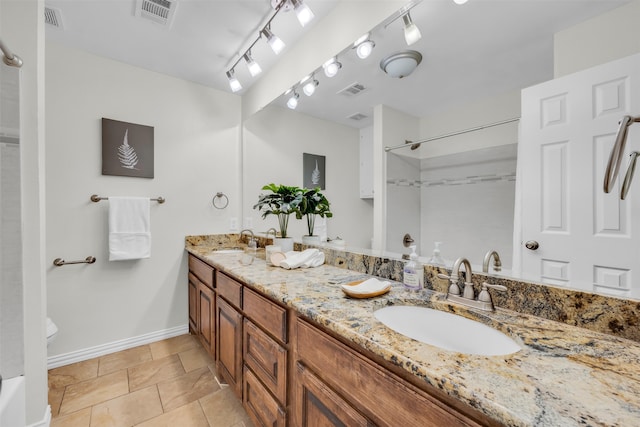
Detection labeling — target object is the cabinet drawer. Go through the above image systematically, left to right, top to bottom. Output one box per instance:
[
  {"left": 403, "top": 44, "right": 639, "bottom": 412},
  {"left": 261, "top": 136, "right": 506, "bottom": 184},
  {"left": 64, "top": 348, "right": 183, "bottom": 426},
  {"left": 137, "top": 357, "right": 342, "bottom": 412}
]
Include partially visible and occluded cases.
[
  {"left": 188, "top": 255, "right": 214, "bottom": 288},
  {"left": 216, "top": 272, "right": 242, "bottom": 308},
  {"left": 243, "top": 288, "right": 287, "bottom": 343},
  {"left": 244, "top": 319, "right": 287, "bottom": 405},
  {"left": 296, "top": 319, "right": 480, "bottom": 427},
  {"left": 294, "top": 362, "right": 370, "bottom": 427},
  {"left": 243, "top": 367, "right": 286, "bottom": 427}
]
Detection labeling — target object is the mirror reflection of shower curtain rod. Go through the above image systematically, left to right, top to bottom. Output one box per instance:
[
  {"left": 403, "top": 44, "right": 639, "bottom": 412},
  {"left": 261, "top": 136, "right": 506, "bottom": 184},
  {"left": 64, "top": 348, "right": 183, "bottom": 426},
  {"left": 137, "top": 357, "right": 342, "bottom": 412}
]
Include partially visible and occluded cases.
[
  {"left": 0, "top": 38, "right": 23, "bottom": 68},
  {"left": 384, "top": 117, "right": 520, "bottom": 152}
]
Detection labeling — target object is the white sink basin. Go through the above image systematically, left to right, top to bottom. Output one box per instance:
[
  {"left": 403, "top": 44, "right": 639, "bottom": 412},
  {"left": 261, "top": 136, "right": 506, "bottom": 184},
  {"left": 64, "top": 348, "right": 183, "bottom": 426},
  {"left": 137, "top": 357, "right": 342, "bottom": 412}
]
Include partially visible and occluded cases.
[
  {"left": 211, "top": 248, "right": 244, "bottom": 254},
  {"left": 374, "top": 306, "right": 520, "bottom": 356}
]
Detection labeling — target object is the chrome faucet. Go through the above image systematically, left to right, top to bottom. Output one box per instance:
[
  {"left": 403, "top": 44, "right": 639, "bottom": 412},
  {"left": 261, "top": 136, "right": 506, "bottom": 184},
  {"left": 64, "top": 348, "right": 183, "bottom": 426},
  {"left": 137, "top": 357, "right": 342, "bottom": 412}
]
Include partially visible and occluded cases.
[
  {"left": 265, "top": 228, "right": 278, "bottom": 242},
  {"left": 240, "top": 229, "right": 255, "bottom": 245},
  {"left": 483, "top": 250, "right": 502, "bottom": 273},
  {"left": 438, "top": 257, "right": 507, "bottom": 311}
]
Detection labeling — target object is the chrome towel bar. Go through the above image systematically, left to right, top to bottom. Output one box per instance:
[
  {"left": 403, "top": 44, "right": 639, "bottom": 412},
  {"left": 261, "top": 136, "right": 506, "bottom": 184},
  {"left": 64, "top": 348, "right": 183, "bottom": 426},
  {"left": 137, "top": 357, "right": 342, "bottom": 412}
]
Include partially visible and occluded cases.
[
  {"left": 604, "top": 115, "right": 640, "bottom": 194},
  {"left": 90, "top": 194, "right": 165, "bottom": 204},
  {"left": 53, "top": 256, "right": 96, "bottom": 267}
]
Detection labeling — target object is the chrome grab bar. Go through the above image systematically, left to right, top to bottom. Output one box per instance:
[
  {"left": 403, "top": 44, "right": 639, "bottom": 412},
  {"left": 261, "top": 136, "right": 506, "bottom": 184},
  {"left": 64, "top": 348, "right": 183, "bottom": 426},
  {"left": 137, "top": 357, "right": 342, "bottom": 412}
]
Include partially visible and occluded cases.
[
  {"left": 0, "top": 38, "right": 22, "bottom": 68},
  {"left": 604, "top": 115, "right": 640, "bottom": 193},
  {"left": 621, "top": 151, "right": 640, "bottom": 200},
  {"left": 90, "top": 194, "right": 165, "bottom": 204},
  {"left": 53, "top": 256, "right": 96, "bottom": 267}
]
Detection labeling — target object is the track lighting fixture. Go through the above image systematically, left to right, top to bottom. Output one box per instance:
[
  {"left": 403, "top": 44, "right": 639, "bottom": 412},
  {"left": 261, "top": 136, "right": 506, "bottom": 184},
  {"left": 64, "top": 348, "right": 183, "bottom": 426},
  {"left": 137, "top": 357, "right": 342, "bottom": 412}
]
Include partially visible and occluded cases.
[
  {"left": 224, "top": 0, "right": 313, "bottom": 92},
  {"left": 290, "top": 0, "right": 315, "bottom": 27},
  {"left": 402, "top": 12, "right": 422, "bottom": 46},
  {"left": 262, "top": 26, "right": 285, "bottom": 55},
  {"left": 353, "top": 33, "right": 375, "bottom": 59},
  {"left": 244, "top": 51, "right": 262, "bottom": 77},
  {"left": 323, "top": 57, "right": 342, "bottom": 78},
  {"left": 226, "top": 69, "right": 242, "bottom": 92},
  {"left": 302, "top": 77, "right": 319, "bottom": 96},
  {"left": 286, "top": 91, "right": 300, "bottom": 109}
]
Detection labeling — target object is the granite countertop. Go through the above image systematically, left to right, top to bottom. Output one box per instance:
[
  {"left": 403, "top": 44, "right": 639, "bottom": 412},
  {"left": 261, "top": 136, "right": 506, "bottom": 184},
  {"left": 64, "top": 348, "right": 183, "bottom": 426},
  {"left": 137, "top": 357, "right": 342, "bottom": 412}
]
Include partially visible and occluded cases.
[{"left": 186, "top": 244, "right": 640, "bottom": 427}]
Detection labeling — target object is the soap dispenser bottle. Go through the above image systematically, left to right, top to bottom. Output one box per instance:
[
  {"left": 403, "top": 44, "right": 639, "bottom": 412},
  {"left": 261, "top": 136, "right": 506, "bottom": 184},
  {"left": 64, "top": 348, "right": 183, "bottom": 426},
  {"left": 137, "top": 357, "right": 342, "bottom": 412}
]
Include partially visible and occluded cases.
[
  {"left": 428, "top": 241, "right": 445, "bottom": 266},
  {"left": 403, "top": 245, "right": 424, "bottom": 291}
]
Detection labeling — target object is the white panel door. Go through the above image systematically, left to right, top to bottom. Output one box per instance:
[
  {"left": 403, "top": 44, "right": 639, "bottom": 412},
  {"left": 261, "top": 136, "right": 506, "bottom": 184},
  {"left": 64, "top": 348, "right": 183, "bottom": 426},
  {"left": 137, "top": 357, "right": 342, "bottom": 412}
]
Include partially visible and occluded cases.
[{"left": 519, "top": 53, "right": 640, "bottom": 298}]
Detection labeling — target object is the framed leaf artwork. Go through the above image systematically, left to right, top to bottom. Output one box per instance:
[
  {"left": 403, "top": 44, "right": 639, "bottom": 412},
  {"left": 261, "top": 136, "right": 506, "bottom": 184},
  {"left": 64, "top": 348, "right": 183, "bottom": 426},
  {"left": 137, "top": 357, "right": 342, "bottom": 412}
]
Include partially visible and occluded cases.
[
  {"left": 102, "top": 118, "right": 154, "bottom": 178},
  {"left": 303, "top": 153, "right": 325, "bottom": 190}
]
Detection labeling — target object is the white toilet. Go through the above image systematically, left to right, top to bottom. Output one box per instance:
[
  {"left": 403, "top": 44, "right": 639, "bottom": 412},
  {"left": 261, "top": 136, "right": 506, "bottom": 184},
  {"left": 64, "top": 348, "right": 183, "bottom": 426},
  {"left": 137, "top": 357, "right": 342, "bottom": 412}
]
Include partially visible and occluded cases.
[{"left": 46, "top": 317, "right": 58, "bottom": 346}]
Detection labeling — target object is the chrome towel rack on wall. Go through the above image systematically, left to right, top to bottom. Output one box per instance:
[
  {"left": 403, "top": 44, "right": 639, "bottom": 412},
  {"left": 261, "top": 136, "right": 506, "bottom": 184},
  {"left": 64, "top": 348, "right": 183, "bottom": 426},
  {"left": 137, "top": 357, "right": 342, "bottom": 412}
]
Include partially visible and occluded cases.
[
  {"left": 90, "top": 194, "right": 166, "bottom": 204},
  {"left": 53, "top": 256, "right": 96, "bottom": 267}
]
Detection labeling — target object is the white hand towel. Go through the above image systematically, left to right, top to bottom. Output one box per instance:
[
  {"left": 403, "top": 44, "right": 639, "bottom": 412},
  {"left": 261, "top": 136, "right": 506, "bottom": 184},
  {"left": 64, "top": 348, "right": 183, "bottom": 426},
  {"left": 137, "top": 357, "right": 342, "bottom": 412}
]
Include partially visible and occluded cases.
[
  {"left": 108, "top": 197, "right": 151, "bottom": 261},
  {"left": 279, "top": 249, "right": 325, "bottom": 269}
]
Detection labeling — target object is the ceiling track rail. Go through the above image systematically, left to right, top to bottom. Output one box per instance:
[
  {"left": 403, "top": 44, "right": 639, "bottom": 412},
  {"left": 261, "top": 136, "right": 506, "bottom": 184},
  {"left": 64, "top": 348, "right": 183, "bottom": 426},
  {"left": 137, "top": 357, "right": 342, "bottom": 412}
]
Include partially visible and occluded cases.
[
  {"left": 0, "top": 38, "right": 23, "bottom": 68},
  {"left": 385, "top": 117, "right": 520, "bottom": 152}
]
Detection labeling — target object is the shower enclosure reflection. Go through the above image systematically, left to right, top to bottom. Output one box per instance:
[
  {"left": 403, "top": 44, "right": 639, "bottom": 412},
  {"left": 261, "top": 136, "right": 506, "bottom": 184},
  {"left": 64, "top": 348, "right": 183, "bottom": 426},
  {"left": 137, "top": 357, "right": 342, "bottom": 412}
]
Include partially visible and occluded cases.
[
  {"left": 0, "top": 62, "right": 23, "bottom": 380},
  {"left": 386, "top": 143, "right": 517, "bottom": 272}
]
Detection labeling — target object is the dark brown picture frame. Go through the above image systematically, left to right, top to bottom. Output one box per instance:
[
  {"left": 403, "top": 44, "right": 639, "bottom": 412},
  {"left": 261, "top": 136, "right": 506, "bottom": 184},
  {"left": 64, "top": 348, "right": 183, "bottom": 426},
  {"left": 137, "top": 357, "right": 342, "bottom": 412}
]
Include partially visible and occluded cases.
[
  {"left": 102, "top": 118, "right": 154, "bottom": 178},
  {"left": 303, "top": 153, "right": 326, "bottom": 190}
]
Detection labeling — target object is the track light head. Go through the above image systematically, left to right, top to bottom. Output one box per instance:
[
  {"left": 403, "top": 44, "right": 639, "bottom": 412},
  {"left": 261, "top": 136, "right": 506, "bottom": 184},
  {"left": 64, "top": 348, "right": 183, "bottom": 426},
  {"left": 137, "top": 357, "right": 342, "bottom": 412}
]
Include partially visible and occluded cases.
[
  {"left": 290, "top": 0, "right": 314, "bottom": 27},
  {"left": 402, "top": 12, "right": 422, "bottom": 46},
  {"left": 262, "top": 27, "right": 285, "bottom": 55},
  {"left": 244, "top": 51, "right": 262, "bottom": 77},
  {"left": 323, "top": 57, "right": 342, "bottom": 78},
  {"left": 226, "top": 70, "right": 242, "bottom": 92},
  {"left": 303, "top": 79, "right": 319, "bottom": 96},
  {"left": 287, "top": 91, "right": 300, "bottom": 109}
]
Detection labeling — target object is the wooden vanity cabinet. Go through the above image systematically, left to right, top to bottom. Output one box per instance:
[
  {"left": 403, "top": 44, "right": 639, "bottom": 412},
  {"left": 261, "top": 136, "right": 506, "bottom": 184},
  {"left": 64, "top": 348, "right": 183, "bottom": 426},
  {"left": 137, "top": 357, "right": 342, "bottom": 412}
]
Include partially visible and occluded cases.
[
  {"left": 187, "top": 255, "right": 215, "bottom": 357},
  {"left": 216, "top": 272, "right": 244, "bottom": 399},
  {"left": 242, "top": 288, "right": 289, "bottom": 427},
  {"left": 294, "top": 318, "right": 485, "bottom": 427}
]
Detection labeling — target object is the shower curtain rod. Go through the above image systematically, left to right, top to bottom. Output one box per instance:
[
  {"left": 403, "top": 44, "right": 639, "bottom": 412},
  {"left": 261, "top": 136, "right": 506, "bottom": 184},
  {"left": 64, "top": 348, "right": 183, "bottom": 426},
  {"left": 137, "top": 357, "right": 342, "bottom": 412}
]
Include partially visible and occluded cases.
[
  {"left": 0, "top": 38, "right": 23, "bottom": 68},
  {"left": 384, "top": 117, "right": 520, "bottom": 152}
]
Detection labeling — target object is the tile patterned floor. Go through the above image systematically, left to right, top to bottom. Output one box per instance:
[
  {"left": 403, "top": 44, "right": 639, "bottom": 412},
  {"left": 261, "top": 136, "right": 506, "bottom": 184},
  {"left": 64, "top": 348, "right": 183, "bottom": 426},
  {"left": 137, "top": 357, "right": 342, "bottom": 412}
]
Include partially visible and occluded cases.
[{"left": 48, "top": 334, "right": 253, "bottom": 427}]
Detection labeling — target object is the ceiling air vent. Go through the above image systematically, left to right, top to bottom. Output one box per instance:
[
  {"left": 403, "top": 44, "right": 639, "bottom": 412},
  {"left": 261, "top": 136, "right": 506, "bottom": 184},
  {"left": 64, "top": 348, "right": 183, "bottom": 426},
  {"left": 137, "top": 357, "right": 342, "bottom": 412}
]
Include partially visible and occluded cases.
[
  {"left": 135, "top": 0, "right": 178, "bottom": 27},
  {"left": 44, "top": 6, "right": 64, "bottom": 29},
  {"left": 337, "top": 82, "right": 368, "bottom": 97},
  {"left": 348, "top": 113, "right": 368, "bottom": 121}
]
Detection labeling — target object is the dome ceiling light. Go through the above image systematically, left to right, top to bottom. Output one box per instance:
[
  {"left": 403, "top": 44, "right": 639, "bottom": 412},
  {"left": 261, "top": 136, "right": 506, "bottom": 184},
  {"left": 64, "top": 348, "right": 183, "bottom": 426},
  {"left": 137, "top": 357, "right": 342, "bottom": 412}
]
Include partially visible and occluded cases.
[{"left": 380, "top": 50, "right": 423, "bottom": 78}]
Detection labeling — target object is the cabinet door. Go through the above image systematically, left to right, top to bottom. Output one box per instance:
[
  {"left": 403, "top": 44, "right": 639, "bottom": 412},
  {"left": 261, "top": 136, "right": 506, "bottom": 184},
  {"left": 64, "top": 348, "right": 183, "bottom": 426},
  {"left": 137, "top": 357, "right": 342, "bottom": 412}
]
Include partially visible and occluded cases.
[
  {"left": 188, "top": 273, "right": 199, "bottom": 334},
  {"left": 197, "top": 281, "right": 215, "bottom": 357},
  {"left": 216, "top": 296, "right": 243, "bottom": 398},
  {"left": 244, "top": 319, "right": 287, "bottom": 405},
  {"left": 294, "top": 362, "right": 371, "bottom": 427},
  {"left": 243, "top": 367, "right": 286, "bottom": 427}
]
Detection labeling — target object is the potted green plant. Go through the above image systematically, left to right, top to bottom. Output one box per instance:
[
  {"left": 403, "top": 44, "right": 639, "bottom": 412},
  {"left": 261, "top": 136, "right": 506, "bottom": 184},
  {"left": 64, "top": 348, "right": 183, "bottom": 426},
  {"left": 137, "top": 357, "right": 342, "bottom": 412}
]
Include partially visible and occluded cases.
[
  {"left": 253, "top": 183, "right": 303, "bottom": 252},
  {"left": 297, "top": 187, "right": 332, "bottom": 244}
]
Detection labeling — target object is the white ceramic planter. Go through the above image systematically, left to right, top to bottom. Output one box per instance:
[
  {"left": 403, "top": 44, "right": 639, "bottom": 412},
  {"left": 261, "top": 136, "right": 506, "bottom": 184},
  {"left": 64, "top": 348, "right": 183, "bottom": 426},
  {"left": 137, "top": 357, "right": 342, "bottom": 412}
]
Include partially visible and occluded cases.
[
  {"left": 302, "top": 235, "right": 321, "bottom": 245},
  {"left": 274, "top": 237, "right": 293, "bottom": 253}
]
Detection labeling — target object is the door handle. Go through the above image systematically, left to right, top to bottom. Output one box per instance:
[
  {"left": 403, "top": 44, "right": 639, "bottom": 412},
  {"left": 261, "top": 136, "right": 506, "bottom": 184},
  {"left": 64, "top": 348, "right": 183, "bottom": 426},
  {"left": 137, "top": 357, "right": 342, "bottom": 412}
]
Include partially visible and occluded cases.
[{"left": 525, "top": 240, "right": 539, "bottom": 250}]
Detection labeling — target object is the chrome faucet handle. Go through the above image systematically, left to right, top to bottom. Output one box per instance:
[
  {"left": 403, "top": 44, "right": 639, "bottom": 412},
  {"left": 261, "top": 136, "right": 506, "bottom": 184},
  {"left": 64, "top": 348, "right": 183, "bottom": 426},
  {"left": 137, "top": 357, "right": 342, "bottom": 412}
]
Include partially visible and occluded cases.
[
  {"left": 437, "top": 273, "right": 461, "bottom": 296},
  {"left": 478, "top": 282, "right": 508, "bottom": 303}
]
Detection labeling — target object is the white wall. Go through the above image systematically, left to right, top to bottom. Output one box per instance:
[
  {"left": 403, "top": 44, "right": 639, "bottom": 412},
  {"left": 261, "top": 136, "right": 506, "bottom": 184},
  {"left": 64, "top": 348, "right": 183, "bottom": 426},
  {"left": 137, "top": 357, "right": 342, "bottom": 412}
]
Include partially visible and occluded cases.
[
  {"left": 1, "top": 0, "right": 48, "bottom": 424},
  {"left": 554, "top": 0, "right": 640, "bottom": 78},
  {"left": 46, "top": 42, "right": 241, "bottom": 358},
  {"left": 243, "top": 105, "right": 372, "bottom": 248}
]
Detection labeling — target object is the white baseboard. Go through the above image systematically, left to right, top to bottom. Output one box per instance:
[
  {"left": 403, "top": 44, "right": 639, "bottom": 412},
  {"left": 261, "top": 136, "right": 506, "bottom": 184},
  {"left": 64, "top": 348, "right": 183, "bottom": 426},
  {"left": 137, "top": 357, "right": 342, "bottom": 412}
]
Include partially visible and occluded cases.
[
  {"left": 47, "top": 324, "right": 189, "bottom": 369},
  {"left": 27, "top": 405, "right": 51, "bottom": 427}
]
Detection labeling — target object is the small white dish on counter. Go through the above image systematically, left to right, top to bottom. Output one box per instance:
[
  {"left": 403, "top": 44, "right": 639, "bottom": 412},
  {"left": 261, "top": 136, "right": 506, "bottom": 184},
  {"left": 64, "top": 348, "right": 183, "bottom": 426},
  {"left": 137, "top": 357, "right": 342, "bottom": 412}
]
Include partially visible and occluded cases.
[{"left": 341, "top": 278, "right": 391, "bottom": 299}]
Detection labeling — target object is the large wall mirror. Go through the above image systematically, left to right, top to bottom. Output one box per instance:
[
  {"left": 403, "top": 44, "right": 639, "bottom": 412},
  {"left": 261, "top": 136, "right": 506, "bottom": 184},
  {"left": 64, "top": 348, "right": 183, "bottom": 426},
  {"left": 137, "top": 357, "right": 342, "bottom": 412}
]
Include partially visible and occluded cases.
[{"left": 243, "top": 0, "right": 639, "bottom": 299}]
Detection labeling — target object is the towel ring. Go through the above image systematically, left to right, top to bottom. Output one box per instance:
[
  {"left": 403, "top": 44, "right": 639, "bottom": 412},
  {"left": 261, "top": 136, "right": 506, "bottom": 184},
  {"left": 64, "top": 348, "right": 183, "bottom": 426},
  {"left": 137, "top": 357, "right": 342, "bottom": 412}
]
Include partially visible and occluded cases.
[{"left": 212, "top": 192, "right": 229, "bottom": 209}]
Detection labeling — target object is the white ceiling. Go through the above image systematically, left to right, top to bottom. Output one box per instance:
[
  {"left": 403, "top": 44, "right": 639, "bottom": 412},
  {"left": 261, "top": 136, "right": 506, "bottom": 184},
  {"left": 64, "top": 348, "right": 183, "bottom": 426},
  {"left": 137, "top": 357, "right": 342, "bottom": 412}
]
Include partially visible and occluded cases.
[{"left": 45, "top": 0, "right": 631, "bottom": 128}]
